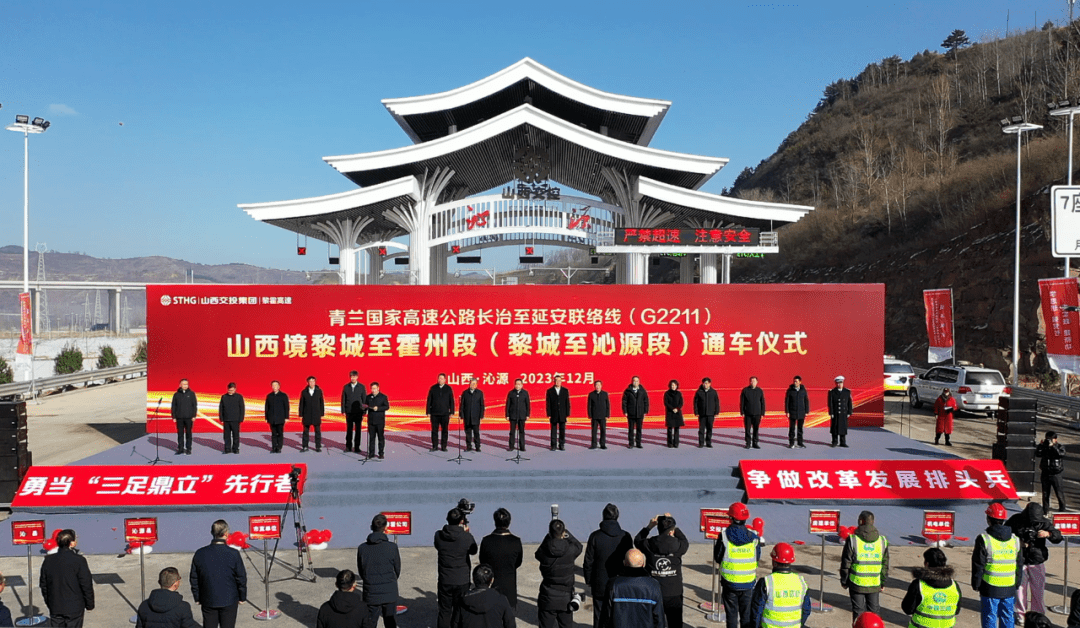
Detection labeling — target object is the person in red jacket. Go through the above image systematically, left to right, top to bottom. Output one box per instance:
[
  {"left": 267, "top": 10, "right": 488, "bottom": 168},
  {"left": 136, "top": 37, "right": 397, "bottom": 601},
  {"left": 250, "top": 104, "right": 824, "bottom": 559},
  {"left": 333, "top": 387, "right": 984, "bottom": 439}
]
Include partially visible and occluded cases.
[{"left": 933, "top": 388, "right": 957, "bottom": 447}]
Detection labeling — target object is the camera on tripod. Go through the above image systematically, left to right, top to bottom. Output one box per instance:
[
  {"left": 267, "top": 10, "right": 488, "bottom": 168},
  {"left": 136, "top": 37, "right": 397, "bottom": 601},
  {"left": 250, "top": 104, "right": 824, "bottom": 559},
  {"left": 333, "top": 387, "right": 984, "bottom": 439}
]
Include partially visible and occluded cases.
[{"left": 457, "top": 498, "right": 475, "bottom": 524}]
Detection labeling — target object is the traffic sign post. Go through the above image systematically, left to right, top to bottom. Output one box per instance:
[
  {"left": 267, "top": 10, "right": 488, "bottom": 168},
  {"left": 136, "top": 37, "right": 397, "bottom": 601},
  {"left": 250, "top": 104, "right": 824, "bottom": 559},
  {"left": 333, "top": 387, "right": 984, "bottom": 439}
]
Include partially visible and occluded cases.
[
  {"left": 1052, "top": 186, "right": 1080, "bottom": 258},
  {"left": 808, "top": 509, "right": 839, "bottom": 613},
  {"left": 922, "top": 510, "right": 955, "bottom": 547},
  {"left": 381, "top": 512, "right": 412, "bottom": 616},
  {"left": 699, "top": 512, "right": 731, "bottom": 622},
  {"left": 1051, "top": 512, "right": 1080, "bottom": 615},
  {"left": 250, "top": 515, "right": 283, "bottom": 621},
  {"left": 125, "top": 518, "right": 158, "bottom": 625},
  {"left": 12, "top": 520, "right": 47, "bottom": 626}
]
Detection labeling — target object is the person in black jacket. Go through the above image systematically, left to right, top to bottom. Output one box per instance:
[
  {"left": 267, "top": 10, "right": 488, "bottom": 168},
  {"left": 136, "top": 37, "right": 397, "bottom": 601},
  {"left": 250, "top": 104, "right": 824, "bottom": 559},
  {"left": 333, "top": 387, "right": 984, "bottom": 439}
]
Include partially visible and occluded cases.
[
  {"left": 341, "top": 371, "right": 367, "bottom": 453},
  {"left": 428, "top": 373, "right": 456, "bottom": 452},
  {"left": 298, "top": 376, "right": 325, "bottom": 452},
  {"left": 546, "top": 376, "right": 571, "bottom": 451},
  {"left": 622, "top": 376, "right": 650, "bottom": 449},
  {"left": 783, "top": 376, "right": 809, "bottom": 449},
  {"left": 828, "top": 376, "right": 853, "bottom": 448},
  {"left": 739, "top": 377, "right": 765, "bottom": 450},
  {"left": 171, "top": 378, "right": 197, "bottom": 455},
  {"left": 693, "top": 378, "right": 720, "bottom": 448},
  {"left": 460, "top": 379, "right": 486, "bottom": 452},
  {"left": 505, "top": 379, "right": 530, "bottom": 452},
  {"left": 663, "top": 380, "right": 684, "bottom": 448},
  {"left": 264, "top": 381, "right": 289, "bottom": 454},
  {"left": 587, "top": 381, "right": 611, "bottom": 450},
  {"left": 218, "top": 382, "right": 244, "bottom": 455},
  {"left": 365, "top": 383, "right": 391, "bottom": 460},
  {"left": 1036, "top": 431, "right": 1068, "bottom": 512},
  {"left": 583, "top": 503, "right": 633, "bottom": 628},
  {"left": 1007, "top": 503, "right": 1063, "bottom": 616},
  {"left": 434, "top": 508, "right": 478, "bottom": 628},
  {"left": 479, "top": 508, "right": 523, "bottom": 609},
  {"left": 357, "top": 514, "right": 401, "bottom": 627},
  {"left": 635, "top": 515, "right": 689, "bottom": 628},
  {"left": 535, "top": 519, "right": 583, "bottom": 628},
  {"left": 189, "top": 520, "right": 247, "bottom": 628},
  {"left": 39, "top": 529, "right": 94, "bottom": 627},
  {"left": 900, "top": 548, "right": 960, "bottom": 628},
  {"left": 605, "top": 549, "right": 665, "bottom": 628},
  {"left": 461, "top": 565, "right": 516, "bottom": 628},
  {"left": 135, "top": 567, "right": 198, "bottom": 628},
  {"left": 316, "top": 570, "right": 366, "bottom": 628},
  {"left": 0, "top": 575, "right": 14, "bottom": 627}
]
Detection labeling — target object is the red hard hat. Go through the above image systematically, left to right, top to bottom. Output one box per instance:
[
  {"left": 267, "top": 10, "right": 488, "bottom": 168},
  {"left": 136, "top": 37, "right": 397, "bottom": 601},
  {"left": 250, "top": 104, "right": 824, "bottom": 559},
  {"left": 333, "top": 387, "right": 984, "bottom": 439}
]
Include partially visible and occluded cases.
[
  {"left": 729, "top": 502, "right": 750, "bottom": 520},
  {"left": 985, "top": 503, "right": 1007, "bottom": 520},
  {"left": 771, "top": 542, "right": 796, "bottom": 564},
  {"left": 853, "top": 612, "right": 885, "bottom": 628}
]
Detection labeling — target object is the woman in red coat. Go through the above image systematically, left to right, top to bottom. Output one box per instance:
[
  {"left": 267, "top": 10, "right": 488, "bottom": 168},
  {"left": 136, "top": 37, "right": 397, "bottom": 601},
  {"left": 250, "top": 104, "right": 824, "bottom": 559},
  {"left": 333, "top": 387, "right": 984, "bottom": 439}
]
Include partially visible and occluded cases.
[{"left": 933, "top": 388, "right": 957, "bottom": 446}]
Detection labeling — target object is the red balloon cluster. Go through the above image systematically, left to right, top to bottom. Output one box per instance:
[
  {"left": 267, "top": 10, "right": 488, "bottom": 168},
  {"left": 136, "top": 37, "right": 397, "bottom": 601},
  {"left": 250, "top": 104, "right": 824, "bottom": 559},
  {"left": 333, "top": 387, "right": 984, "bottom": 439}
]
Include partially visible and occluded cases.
[
  {"left": 751, "top": 518, "right": 765, "bottom": 537},
  {"left": 838, "top": 525, "right": 857, "bottom": 540},
  {"left": 304, "top": 529, "right": 333, "bottom": 546},
  {"left": 226, "top": 531, "right": 251, "bottom": 550}
]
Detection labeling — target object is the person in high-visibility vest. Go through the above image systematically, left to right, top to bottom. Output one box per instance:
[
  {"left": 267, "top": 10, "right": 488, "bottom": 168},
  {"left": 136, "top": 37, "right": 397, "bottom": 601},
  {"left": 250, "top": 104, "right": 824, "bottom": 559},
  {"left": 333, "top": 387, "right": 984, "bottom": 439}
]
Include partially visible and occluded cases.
[
  {"left": 714, "top": 502, "right": 760, "bottom": 628},
  {"left": 971, "top": 503, "right": 1023, "bottom": 628},
  {"left": 839, "top": 510, "right": 889, "bottom": 623},
  {"left": 749, "top": 543, "right": 810, "bottom": 628},
  {"left": 902, "top": 547, "right": 961, "bottom": 628}
]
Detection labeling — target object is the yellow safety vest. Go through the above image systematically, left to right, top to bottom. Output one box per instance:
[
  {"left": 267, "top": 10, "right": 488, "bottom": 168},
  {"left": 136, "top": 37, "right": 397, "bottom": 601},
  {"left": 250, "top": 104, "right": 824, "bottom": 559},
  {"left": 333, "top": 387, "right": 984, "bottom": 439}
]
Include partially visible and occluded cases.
[
  {"left": 979, "top": 533, "right": 1019, "bottom": 588},
  {"left": 720, "top": 534, "right": 759, "bottom": 585},
  {"left": 849, "top": 536, "right": 887, "bottom": 589},
  {"left": 762, "top": 572, "right": 807, "bottom": 628},
  {"left": 909, "top": 579, "right": 960, "bottom": 628}
]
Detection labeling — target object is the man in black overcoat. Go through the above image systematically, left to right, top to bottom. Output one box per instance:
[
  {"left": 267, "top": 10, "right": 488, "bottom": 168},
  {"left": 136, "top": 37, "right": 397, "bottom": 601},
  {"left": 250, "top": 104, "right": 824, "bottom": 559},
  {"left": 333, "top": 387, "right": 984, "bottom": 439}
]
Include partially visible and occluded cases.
[
  {"left": 340, "top": 370, "right": 367, "bottom": 453},
  {"left": 427, "top": 373, "right": 456, "bottom": 452},
  {"left": 298, "top": 375, "right": 325, "bottom": 452},
  {"left": 545, "top": 375, "right": 571, "bottom": 451},
  {"left": 828, "top": 375, "right": 853, "bottom": 448},
  {"left": 621, "top": 376, "right": 649, "bottom": 449},
  {"left": 739, "top": 376, "right": 765, "bottom": 450},
  {"left": 693, "top": 377, "right": 720, "bottom": 448},
  {"left": 171, "top": 378, "right": 198, "bottom": 455},
  {"left": 460, "top": 378, "right": 486, "bottom": 452},
  {"left": 505, "top": 379, "right": 530, "bottom": 452},
  {"left": 587, "top": 380, "right": 610, "bottom": 450},
  {"left": 264, "top": 381, "right": 289, "bottom": 454},
  {"left": 218, "top": 382, "right": 244, "bottom": 455},
  {"left": 365, "top": 383, "right": 390, "bottom": 459},
  {"left": 479, "top": 508, "right": 523, "bottom": 608},
  {"left": 189, "top": 520, "right": 247, "bottom": 628},
  {"left": 40, "top": 529, "right": 95, "bottom": 626}
]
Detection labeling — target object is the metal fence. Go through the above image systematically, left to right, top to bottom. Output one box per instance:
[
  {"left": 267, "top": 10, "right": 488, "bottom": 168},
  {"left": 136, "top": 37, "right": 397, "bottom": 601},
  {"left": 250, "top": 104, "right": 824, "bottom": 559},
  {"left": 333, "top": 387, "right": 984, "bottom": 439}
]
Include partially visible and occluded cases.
[{"left": 0, "top": 363, "right": 147, "bottom": 400}]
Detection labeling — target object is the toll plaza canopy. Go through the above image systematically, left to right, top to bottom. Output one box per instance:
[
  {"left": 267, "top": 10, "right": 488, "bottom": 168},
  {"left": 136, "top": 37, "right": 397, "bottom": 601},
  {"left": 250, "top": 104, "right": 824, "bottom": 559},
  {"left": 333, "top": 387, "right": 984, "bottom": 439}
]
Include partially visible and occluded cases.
[{"left": 239, "top": 58, "right": 813, "bottom": 284}]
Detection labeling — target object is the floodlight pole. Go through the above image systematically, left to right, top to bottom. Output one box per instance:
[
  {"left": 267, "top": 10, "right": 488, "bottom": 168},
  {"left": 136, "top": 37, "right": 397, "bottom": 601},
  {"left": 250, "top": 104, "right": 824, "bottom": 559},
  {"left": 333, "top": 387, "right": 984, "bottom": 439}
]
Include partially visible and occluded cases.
[
  {"left": 1050, "top": 102, "right": 1080, "bottom": 394},
  {"left": 6, "top": 120, "right": 46, "bottom": 385},
  {"left": 1003, "top": 121, "right": 1043, "bottom": 386}
]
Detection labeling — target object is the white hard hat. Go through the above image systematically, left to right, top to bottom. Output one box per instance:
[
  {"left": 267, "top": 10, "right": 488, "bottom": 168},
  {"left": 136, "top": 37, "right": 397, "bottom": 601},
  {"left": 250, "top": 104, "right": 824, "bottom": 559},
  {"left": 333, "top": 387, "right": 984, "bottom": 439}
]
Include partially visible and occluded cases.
[{"left": 834, "top": 375, "right": 845, "bottom": 382}]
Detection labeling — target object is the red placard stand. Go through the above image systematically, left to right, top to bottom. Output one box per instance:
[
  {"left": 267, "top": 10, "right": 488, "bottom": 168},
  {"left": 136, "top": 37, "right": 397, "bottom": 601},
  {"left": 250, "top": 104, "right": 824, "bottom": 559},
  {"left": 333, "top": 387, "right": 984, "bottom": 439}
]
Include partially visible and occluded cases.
[
  {"left": 808, "top": 510, "right": 839, "bottom": 614},
  {"left": 922, "top": 510, "right": 955, "bottom": 547},
  {"left": 699, "top": 511, "right": 732, "bottom": 623},
  {"left": 1051, "top": 512, "right": 1080, "bottom": 615},
  {"left": 250, "top": 515, "right": 283, "bottom": 621},
  {"left": 125, "top": 518, "right": 158, "bottom": 625},
  {"left": 11, "top": 521, "right": 47, "bottom": 626}
]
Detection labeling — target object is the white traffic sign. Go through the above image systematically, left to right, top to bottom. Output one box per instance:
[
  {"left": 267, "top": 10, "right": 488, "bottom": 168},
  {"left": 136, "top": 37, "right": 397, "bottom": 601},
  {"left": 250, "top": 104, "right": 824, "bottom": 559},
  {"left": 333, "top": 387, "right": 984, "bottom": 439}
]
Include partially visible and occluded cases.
[{"left": 1052, "top": 186, "right": 1080, "bottom": 257}]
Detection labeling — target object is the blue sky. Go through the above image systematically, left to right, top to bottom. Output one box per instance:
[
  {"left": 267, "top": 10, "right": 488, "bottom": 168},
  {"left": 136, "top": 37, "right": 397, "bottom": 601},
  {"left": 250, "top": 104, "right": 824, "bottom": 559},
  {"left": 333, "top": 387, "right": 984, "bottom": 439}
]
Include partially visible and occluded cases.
[{"left": 0, "top": 0, "right": 1070, "bottom": 271}]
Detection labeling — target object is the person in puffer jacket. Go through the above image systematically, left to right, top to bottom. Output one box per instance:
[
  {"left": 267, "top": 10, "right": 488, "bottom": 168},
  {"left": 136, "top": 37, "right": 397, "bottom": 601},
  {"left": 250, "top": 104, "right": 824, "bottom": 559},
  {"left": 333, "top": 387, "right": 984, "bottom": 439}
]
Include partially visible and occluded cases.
[
  {"left": 583, "top": 503, "right": 633, "bottom": 628},
  {"left": 357, "top": 514, "right": 401, "bottom": 627},
  {"left": 535, "top": 519, "right": 582, "bottom": 628},
  {"left": 901, "top": 548, "right": 960, "bottom": 627},
  {"left": 460, "top": 564, "right": 515, "bottom": 628},
  {"left": 135, "top": 567, "right": 197, "bottom": 628},
  {"left": 316, "top": 570, "right": 366, "bottom": 628}
]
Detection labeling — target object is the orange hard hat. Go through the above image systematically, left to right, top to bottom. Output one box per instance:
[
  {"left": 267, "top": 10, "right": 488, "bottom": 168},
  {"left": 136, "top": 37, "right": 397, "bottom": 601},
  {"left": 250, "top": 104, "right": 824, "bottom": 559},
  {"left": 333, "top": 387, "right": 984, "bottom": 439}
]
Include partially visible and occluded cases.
[
  {"left": 729, "top": 502, "right": 750, "bottom": 520},
  {"left": 985, "top": 503, "right": 1007, "bottom": 520},
  {"left": 771, "top": 542, "right": 796, "bottom": 564},
  {"left": 853, "top": 612, "right": 885, "bottom": 628}
]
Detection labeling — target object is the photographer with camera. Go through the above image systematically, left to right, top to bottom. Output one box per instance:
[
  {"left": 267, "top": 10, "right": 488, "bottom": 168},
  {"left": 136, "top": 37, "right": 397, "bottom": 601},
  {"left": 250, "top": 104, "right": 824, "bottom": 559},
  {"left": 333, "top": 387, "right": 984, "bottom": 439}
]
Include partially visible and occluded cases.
[
  {"left": 1036, "top": 431, "right": 1068, "bottom": 512},
  {"left": 1006, "top": 503, "right": 1063, "bottom": 617},
  {"left": 434, "top": 504, "right": 478, "bottom": 628},
  {"left": 635, "top": 514, "right": 688, "bottom": 628},
  {"left": 535, "top": 518, "right": 583, "bottom": 628}
]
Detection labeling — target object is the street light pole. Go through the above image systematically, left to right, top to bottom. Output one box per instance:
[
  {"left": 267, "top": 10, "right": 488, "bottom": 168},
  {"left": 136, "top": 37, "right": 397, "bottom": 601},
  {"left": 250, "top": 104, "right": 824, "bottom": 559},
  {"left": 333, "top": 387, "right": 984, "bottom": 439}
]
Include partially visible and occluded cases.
[{"left": 1049, "top": 99, "right": 1080, "bottom": 394}]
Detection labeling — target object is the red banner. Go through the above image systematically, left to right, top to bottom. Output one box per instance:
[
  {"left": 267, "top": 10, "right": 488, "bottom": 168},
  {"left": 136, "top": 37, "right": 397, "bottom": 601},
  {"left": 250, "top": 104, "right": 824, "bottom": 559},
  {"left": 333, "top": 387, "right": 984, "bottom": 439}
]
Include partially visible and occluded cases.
[
  {"left": 1039, "top": 278, "right": 1080, "bottom": 374},
  {"left": 146, "top": 284, "right": 885, "bottom": 433},
  {"left": 923, "top": 289, "right": 953, "bottom": 363},
  {"left": 16, "top": 292, "right": 31, "bottom": 356},
  {"left": 740, "top": 459, "right": 1018, "bottom": 501},
  {"left": 12, "top": 464, "right": 307, "bottom": 509},
  {"left": 808, "top": 509, "right": 840, "bottom": 534},
  {"left": 382, "top": 511, "right": 412, "bottom": 536},
  {"left": 922, "top": 511, "right": 955, "bottom": 537},
  {"left": 1054, "top": 513, "right": 1080, "bottom": 537},
  {"left": 249, "top": 515, "right": 282, "bottom": 540},
  {"left": 704, "top": 515, "right": 730, "bottom": 540},
  {"left": 125, "top": 518, "right": 159, "bottom": 543},
  {"left": 11, "top": 520, "right": 45, "bottom": 545}
]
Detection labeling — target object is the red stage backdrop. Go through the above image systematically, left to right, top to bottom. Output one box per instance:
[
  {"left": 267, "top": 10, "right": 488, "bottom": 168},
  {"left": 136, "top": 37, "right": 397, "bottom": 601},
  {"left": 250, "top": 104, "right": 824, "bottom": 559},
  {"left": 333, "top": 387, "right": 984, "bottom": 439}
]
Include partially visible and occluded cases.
[{"left": 146, "top": 284, "right": 884, "bottom": 433}]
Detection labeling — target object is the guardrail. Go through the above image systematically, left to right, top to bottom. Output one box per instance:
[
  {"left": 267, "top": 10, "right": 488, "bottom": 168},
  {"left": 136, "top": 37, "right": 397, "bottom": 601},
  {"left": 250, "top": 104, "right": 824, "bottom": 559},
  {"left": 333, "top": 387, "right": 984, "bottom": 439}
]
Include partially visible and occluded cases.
[{"left": 0, "top": 363, "right": 147, "bottom": 400}]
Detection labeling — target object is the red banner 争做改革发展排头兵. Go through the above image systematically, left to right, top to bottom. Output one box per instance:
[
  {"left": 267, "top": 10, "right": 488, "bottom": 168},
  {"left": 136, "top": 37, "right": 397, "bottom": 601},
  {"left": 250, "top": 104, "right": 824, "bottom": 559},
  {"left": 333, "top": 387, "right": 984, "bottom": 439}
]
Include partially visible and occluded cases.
[
  {"left": 1039, "top": 278, "right": 1080, "bottom": 375},
  {"left": 145, "top": 284, "right": 885, "bottom": 434},
  {"left": 923, "top": 289, "right": 953, "bottom": 364},
  {"left": 739, "top": 459, "right": 1018, "bottom": 501},
  {"left": 11, "top": 464, "right": 307, "bottom": 510}
]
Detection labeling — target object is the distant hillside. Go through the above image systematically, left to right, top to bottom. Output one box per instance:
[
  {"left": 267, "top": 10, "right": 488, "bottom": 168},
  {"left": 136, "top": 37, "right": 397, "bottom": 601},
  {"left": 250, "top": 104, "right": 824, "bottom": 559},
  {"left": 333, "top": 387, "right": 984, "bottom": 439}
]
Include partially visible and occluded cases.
[{"left": 731, "top": 23, "right": 1080, "bottom": 381}]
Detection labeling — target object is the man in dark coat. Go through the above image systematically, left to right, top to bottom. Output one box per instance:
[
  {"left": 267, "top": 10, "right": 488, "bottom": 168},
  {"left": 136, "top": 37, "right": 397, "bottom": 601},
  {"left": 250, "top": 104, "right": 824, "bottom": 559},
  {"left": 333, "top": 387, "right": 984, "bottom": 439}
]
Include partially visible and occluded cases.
[
  {"left": 340, "top": 370, "right": 367, "bottom": 453},
  {"left": 427, "top": 373, "right": 456, "bottom": 452},
  {"left": 546, "top": 375, "right": 571, "bottom": 451},
  {"left": 783, "top": 375, "right": 809, "bottom": 449},
  {"left": 828, "top": 375, "right": 853, "bottom": 448},
  {"left": 298, "top": 376, "right": 325, "bottom": 452},
  {"left": 622, "top": 376, "right": 650, "bottom": 449},
  {"left": 738, "top": 377, "right": 765, "bottom": 450},
  {"left": 170, "top": 378, "right": 197, "bottom": 455},
  {"left": 460, "top": 378, "right": 486, "bottom": 452},
  {"left": 693, "top": 378, "right": 720, "bottom": 448},
  {"left": 505, "top": 379, "right": 530, "bottom": 452},
  {"left": 663, "top": 380, "right": 684, "bottom": 449},
  {"left": 264, "top": 381, "right": 289, "bottom": 454},
  {"left": 587, "top": 381, "right": 611, "bottom": 450},
  {"left": 218, "top": 382, "right": 244, "bottom": 455},
  {"left": 365, "top": 383, "right": 390, "bottom": 459},
  {"left": 1036, "top": 431, "right": 1068, "bottom": 512},
  {"left": 584, "top": 503, "right": 633, "bottom": 628},
  {"left": 1006, "top": 503, "right": 1063, "bottom": 616},
  {"left": 434, "top": 508, "right": 478, "bottom": 628},
  {"left": 479, "top": 508, "right": 523, "bottom": 609},
  {"left": 357, "top": 514, "right": 401, "bottom": 628},
  {"left": 635, "top": 515, "right": 689, "bottom": 628},
  {"left": 535, "top": 519, "right": 583, "bottom": 628},
  {"left": 190, "top": 520, "right": 247, "bottom": 628},
  {"left": 39, "top": 529, "right": 94, "bottom": 627},
  {"left": 605, "top": 549, "right": 665, "bottom": 628},
  {"left": 460, "top": 565, "right": 516, "bottom": 628},
  {"left": 135, "top": 567, "right": 198, "bottom": 628},
  {"left": 315, "top": 570, "right": 366, "bottom": 628}
]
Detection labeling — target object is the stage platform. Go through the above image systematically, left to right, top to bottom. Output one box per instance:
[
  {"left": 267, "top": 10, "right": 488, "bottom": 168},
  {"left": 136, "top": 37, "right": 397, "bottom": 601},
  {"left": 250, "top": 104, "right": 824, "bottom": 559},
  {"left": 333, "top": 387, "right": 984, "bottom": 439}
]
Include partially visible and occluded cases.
[{"left": 8, "top": 426, "right": 1016, "bottom": 556}]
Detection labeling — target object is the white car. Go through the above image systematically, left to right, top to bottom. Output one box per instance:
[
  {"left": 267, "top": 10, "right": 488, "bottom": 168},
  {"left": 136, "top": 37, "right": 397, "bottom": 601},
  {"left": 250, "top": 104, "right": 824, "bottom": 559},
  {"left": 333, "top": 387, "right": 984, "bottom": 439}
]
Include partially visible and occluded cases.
[
  {"left": 884, "top": 357, "right": 915, "bottom": 394},
  {"left": 909, "top": 365, "right": 1011, "bottom": 417}
]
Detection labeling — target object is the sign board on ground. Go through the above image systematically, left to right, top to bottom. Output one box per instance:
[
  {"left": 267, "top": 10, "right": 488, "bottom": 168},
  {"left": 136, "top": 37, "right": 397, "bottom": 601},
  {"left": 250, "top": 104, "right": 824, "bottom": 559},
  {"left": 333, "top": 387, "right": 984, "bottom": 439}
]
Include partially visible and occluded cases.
[
  {"left": 808, "top": 509, "right": 840, "bottom": 535},
  {"left": 922, "top": 510, "right": 955, "bottom": 537},
  {"left": 382, "top": 511, "right": 412, "bottom": 536},
  {"left": 1054, "top": 512, "right": 1080, "bottom": 537},
  {"left": 249, "top": 515, "right": 282, "bottom": 540},
  {"left": 704, "top": 515, "right": 731, "bottom": 540},
  {"left": 125, "top": 518, "right": 158, "bottom": 543},
  {"left": 11, "top": 520, "right": 45, "bottom": 545}
]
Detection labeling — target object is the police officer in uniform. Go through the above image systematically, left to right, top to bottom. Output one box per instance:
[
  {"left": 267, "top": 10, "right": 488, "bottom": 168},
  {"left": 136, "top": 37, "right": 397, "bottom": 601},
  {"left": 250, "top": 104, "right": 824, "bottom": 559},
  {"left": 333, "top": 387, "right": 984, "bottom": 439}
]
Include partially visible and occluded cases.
[
  {"left": 828, "top": 375, "right": 853, "bottom": 447},
  {"left": 505, "top": 379, "right": 530, "bottom": 452},
  {"left": 715, "top": 502, "right": 760, "bottom": 628},
  {"left": 971, "top": 503, "right": 1023, "bottom": 628},
  {"left": 839, "top": 510, "right": 888, "bottom": 622},
  {"left": 750, "top": 543, "right": 811, "bottom": 628},
  {"left": 902, "top": 547, "right": 961, "bottom": 628}
]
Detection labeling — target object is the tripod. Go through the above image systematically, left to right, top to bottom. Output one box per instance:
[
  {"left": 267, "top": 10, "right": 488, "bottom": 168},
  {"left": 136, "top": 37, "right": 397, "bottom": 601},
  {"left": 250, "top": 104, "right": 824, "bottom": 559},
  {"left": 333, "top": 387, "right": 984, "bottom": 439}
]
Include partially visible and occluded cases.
[
  {"left": 147, "top": 398, "right": 171, "bottom": 465},
  {"left": 447, "top": 414, "right": 471, "bottom": 465},
  {"left": 269, "top": 467, "right": 315, "bottom": 582}
]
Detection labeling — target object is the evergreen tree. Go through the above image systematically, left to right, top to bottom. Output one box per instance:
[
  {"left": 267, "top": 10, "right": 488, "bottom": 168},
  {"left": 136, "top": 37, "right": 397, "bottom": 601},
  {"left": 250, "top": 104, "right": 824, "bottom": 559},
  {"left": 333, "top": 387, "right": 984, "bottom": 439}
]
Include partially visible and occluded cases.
[{"left": 941, "top": 29, "right": 971, "bottom": 57}]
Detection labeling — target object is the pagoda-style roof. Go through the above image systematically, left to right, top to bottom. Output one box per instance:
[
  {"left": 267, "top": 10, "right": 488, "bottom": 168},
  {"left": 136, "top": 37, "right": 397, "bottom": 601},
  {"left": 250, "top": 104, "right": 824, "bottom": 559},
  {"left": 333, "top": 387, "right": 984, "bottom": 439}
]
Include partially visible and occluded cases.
[
  {"left": 382, "top": 58, "right": 671, "bottom": 146},
  {"left": 636, "top": 177, "right": 814, "bottom": 230}
]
